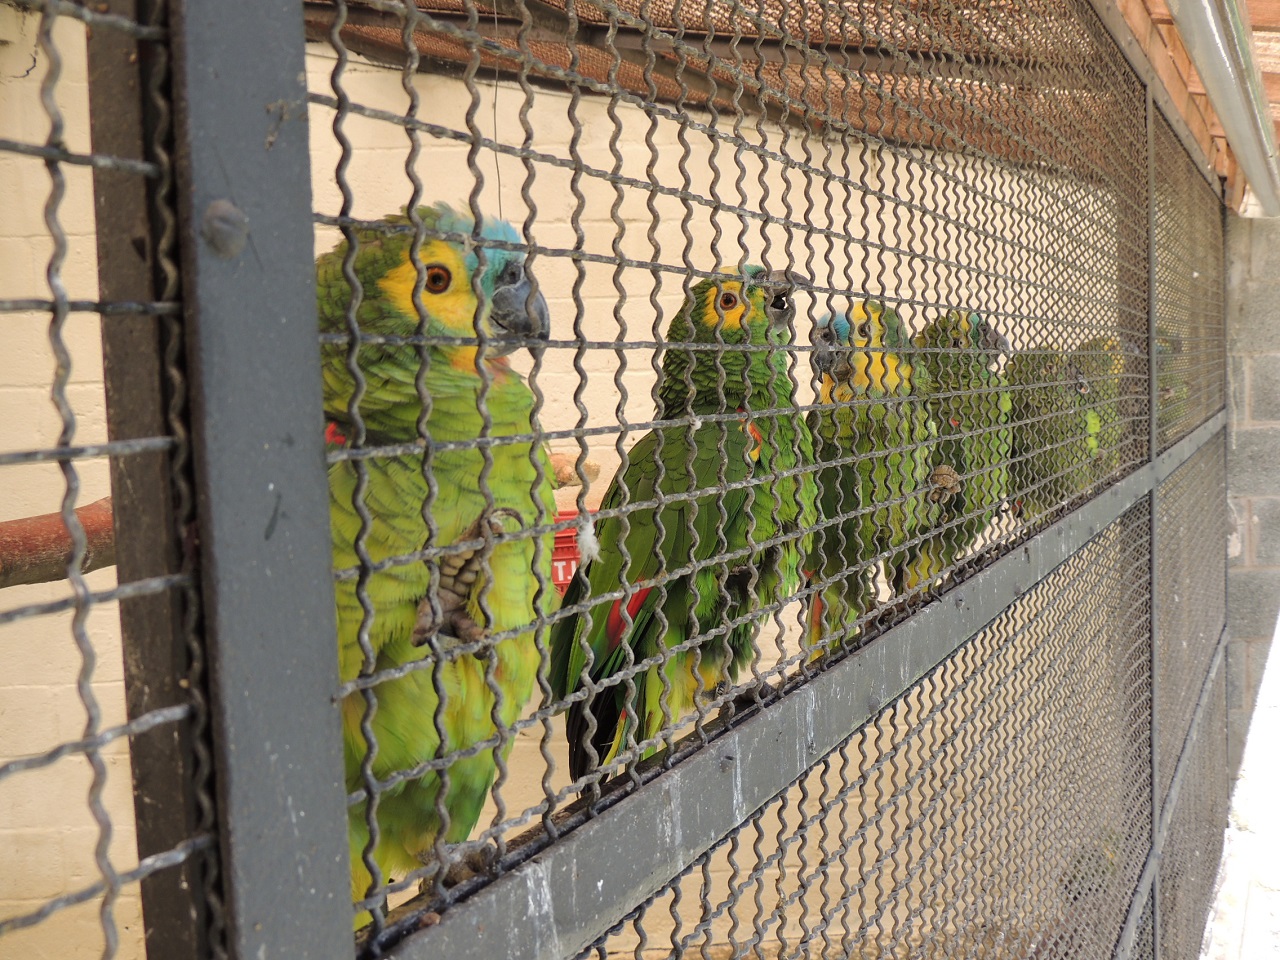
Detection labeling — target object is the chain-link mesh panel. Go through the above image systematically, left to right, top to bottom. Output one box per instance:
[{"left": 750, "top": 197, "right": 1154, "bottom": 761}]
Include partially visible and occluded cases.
[
  {"left": 300, "top": 0, "right": 1163, "bottom": 942},
  {"left": 0, "top": 3, "right": 218, "bottom": 957},
  {"left": 1153, "top": 113, "right": 1225, "bottom": 452},
  {"left": 1154, "top": 433, "right": 1227, "bottom": 810},
  {"left": 569, "top": 503, "right": 1151, "bottom": 959},
  {"left": 1157, "top": 664, "right": 1228, "bottom": 960},
  {"left": 1132, "top": 894, "right": 1156, "bottom": 960}
]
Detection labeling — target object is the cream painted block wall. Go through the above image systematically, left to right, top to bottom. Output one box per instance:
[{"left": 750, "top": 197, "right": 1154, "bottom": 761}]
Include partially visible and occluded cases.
[
  {"left": 0, "top": 8, "right": 145, "bottom": 959},
  {"left": 304, "top": 46, "right": 1121, "bottom": 500}
]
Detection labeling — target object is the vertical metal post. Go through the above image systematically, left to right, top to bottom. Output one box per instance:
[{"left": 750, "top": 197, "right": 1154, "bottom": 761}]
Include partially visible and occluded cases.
[
  {"left": 167, "top": 1, "right": 353, "bottom": 957},
  {"left": 86, "top": 4, "right": 207, "bottom": 956},
  {"left": 1146, "top": 84, "right": 1164, "bottom": 960}
]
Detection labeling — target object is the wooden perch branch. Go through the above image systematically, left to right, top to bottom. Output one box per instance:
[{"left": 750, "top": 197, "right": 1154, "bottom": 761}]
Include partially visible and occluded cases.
[{"left": 0, "top": 497, "right": 116, "bottom": 589}]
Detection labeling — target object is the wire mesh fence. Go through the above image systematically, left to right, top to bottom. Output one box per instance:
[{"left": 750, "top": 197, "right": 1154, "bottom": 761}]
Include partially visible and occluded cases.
[
  {"left": 0, "top": 0, "right": 1234, "bottom": 957},
  {"left": 0, "top": 2, "right": 218, "bottom": 958},
  {"left": 1152, "top": 113, "right": 1227, "bottom": 453},
  {"left": 1154, "top": 436, "right": 1228, "bottom": 810},
  {"left": 573, "top": 501, "right": 1153, "bottom": 960},
  {"left": 1157, "top": 666, "right": 1229, "bottom": 960}
]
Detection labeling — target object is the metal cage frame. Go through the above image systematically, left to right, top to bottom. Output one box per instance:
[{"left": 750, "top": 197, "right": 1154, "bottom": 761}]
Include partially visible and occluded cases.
[{"left": 0, "top": 0, "right": 1231, "bottom": 957}]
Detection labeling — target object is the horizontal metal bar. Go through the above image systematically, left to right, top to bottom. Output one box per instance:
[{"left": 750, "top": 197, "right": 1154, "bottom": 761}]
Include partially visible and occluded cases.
[
  {"left": 7, "top": 0, "right": 167, "bottom": 38},
  {"left": 0, "top": 137, "right": 161, "bottom": 177},
  {"left": 0, "top": 298, "right": 181, "bottom": 315},
  {"left": 387, "top": 411, "right": 1226, "bottom": 960},
  {"left": 0, "top": 436, "right": 176, "bottom": 466},
  {"left": 0, "top": 572, "right": 189, "bottom": 626},
  {"left": 1113, "top": 626, "right": 1228, "bottom": 960},
  {"left": 0, "top": 703, "right": 192, "bottom": 781},
  {"left": 0, "top": 832, "right": 215, "bottom": 936}
]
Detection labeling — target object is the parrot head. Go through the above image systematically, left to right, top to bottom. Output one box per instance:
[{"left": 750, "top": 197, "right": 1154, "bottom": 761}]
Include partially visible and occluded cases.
[
  {"left": 366, "top": 203, "right": 550, "bottom": 359},
  {"left": 672, "top": 265, "right": 797, "bottom": 346},
  {"left": 658, "top": 266, "right": 798, "bottom": 412},
  {"left": 812, "top": 299, "right": 912, "bottom": 401}
]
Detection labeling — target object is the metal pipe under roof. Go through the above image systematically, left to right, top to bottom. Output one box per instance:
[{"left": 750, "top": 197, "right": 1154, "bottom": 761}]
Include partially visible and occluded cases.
[{"left": 1167, "top": 0, "right": 1280, "bottom": 215}]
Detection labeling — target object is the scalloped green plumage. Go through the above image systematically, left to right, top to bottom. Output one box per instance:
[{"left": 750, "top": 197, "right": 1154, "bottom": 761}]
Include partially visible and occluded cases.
[{"left": 547, "top": 268, "right": 818, "bottom": 782}]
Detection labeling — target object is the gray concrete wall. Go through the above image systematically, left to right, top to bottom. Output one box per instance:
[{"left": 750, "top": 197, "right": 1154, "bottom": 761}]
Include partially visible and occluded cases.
[{"left": 1226, "top": 213, "right": 1280, "bottom": 776}]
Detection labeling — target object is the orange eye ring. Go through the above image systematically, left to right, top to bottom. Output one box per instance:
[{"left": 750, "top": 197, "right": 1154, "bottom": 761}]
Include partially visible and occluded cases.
[
  {"left": 425, "top": 264, "right": 451, "bottom": 294},
  {"left": 718, "top": 291, "right": 739, "bottom": 311}
]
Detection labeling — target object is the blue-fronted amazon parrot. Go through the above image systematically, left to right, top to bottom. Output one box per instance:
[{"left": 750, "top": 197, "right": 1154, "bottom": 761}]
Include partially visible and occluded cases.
[
  {"left": 318, "top": 203, "right": 555, "bottom": 923},
  {"left": 548, "top": 268, "right": 818, "bottom": 781},
  {"left": 805, "top": 300, "right": 948, "bottom": 652},
  {"left": 891, "top": 309, "right": 1013, "bottom": 593}
]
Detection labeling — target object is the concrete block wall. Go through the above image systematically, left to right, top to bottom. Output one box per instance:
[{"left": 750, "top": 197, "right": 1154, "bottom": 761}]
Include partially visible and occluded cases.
[{"left": 1225, "top": 213, "right": 1280, "bottom": 777}]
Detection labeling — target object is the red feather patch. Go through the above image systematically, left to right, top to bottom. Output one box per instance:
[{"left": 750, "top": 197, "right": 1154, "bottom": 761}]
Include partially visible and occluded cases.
[
  {"left": 736, "top": 406, "right": 764, "bottom": 461},
  {"left": 325, "top": 422, "right": 348, "bottom": 447},
  {"left": 606, "top": 587, "right": 653, "bottom": 651}
]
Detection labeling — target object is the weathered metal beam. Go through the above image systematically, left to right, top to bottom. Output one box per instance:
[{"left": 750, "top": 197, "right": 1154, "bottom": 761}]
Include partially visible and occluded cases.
[
  {"left": 167, "top": 0, "right": 353, "bottom": 956},
  {"left": 86, "top": 2, "right": 208, "bottom": 955},
  {"left": 381, "top": 412, "right": 1226, "bottom": 960}
]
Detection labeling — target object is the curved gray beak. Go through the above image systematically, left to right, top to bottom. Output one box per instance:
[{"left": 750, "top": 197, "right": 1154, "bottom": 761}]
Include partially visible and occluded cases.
[
  {"left": 760, "top": 270, "right": 802, "bottom": 327},
  {"left": 489, "top": 272, "right": 551, "bottom": 356},
  {"left": 982, "top": 322, "right": 1013, "bottom": 356},
  {"left": 811, "top": 344, "right": 835, "bottom": 376}
]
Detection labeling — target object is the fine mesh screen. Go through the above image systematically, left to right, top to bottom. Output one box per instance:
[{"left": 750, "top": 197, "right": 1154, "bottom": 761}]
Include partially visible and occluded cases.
[
  {"left": 0, "top": 0, "right": 1234, "bottom": 957},
  {"left": 292, "top": 0, "right": 1223, "bottom": 951},
  {"left": 1153, "top": 113, "right": 1226, "bottom": 451},
  {"left": 1154, "top": 434, "right": 1227, "bottom": 808},
  {"left": 572, "top": 503, "right": 1152, "bottom": 959},
  {"left": 1157, "top": 666, "right": 1228, "bottom": 960},
  {"left": 1133, "top": 896, "right": 1156, "bottom": 960}
]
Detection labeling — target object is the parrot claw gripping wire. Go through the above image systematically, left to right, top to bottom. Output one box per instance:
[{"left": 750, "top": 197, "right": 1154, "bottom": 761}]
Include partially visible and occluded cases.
[
  {"left": 926, "top": 463, "right": 963, "bottom": 504},
  {"left": 410, "top": 508, "right": 525, "bottom": 655},
  {"left": 415, "top": 842, "right": 498, "bottom": 890}
]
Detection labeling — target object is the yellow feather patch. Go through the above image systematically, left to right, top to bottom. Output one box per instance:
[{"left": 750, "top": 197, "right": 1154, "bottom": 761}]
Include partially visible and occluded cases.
[
  {"left": 377, "top": 241, "right": 476, "bottom": 335},
  {"left": 697, "top": 280, "right": 749, "bottom": 332},
  {"left": 852, "top": 351, "right": 906, "bottom": 394}
]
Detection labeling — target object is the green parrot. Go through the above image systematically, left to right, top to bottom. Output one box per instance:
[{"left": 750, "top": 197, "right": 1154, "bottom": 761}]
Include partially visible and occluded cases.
[
  {"left": 318, "top": 203, "right": 555, "bottom": 923},
  {"left": 548, "top": 267, "right": 818, "bottom": 781},
  {"left": 805, "top": 300, "right": 946, "bottom": 652},
  {"left": 890, "top": 309, "right": 1013, "bottom": 593},
  {"left": 1006, "top": 335, "right": 1126, "bottom": 521}
]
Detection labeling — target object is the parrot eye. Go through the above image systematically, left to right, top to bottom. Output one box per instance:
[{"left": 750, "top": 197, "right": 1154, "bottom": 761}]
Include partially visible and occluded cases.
[
  {"left": 424, "top": 264, "right": 452, "bottom": 294},
  {"left": 718, "top": 291, "right": 740, "bottom": 312},
  {"left": 770, "top": 293, "right": 791, "bottom": 312},
  {"left": 854, "top": 320, "right": 871, "bottom": 339},
  {"left": 1075, "top": 374, "right": 1090, "bottom": 395}
]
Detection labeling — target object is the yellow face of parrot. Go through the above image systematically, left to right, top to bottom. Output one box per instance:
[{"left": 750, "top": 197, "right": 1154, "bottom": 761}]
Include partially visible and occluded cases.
[
  {"left": 376, "top": 238, "right": 550, "bottom": 372},
  {"left": 693, "top": 278, "right": 753, "bottom": 333},
  {"left": 813, "top": 300, "right": 912, "bottom": 403}
]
